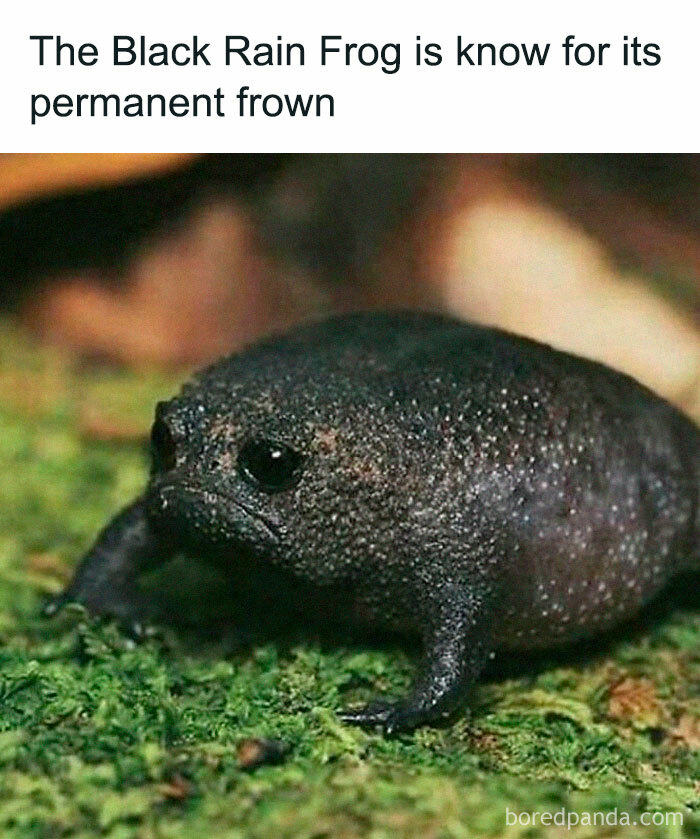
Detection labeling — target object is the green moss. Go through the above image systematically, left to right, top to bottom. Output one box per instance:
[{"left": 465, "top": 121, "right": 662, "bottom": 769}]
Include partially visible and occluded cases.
[{"left": 1, "top": 317, "right": 699, "bottom": 838}]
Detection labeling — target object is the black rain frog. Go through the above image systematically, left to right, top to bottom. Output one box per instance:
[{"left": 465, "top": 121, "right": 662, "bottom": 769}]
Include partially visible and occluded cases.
[{"left": 45, "top": 312, "right": 700, "bottom": 733}]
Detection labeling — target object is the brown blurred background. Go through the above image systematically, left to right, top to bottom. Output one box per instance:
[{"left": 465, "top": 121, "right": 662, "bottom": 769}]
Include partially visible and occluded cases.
[{"left": 2, "top": 153, "right": 700, "bottom": 414}]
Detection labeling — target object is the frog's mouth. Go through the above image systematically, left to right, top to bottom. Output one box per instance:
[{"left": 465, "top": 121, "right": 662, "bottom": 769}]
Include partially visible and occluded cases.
[{"left": 146, "top": 479, "right": 281, "bottom": 551}]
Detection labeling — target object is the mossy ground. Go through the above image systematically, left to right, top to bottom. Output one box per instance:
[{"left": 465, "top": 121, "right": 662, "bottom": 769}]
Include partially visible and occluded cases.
[{"left": 1, "top": 316, "right": 699, "bottom": 839}]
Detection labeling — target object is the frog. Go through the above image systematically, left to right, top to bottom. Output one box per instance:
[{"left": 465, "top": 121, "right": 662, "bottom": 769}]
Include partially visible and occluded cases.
[{"left": 44, "top": 311, "right": 700, "bottom": 733}]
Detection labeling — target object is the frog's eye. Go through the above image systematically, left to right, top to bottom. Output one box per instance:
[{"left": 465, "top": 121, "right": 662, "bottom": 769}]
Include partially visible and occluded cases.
[
  {"left": 150, "top": 418, "right": 178, "bottom": 472},
  {"left": 237, "top": 438, "right": 303, "bottom": 493}
]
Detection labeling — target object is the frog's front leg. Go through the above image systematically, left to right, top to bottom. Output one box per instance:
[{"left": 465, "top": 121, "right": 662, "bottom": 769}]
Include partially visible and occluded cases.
[
  {"left": 43, "top": 497, "right": 172, "bottom": 637},
  {"left": 340, "top": 579, "right": 496, "bottom": 734}
]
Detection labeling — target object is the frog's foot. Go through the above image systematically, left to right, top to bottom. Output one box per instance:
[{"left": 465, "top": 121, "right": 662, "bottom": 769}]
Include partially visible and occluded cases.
[
  {"left": 43, "top": 583, "right": 158, "bottom": 641},
  {"left": 339, "top": 699, "right": 436, "bottom": 735}
]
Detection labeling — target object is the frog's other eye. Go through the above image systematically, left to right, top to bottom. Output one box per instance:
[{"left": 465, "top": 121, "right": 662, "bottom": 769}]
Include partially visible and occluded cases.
[
  {"left": 150, "top": 418, "right": 178, "bottom": 472},
  {"left": 237, "top": 438, "right": 303, "bottom": 493}
]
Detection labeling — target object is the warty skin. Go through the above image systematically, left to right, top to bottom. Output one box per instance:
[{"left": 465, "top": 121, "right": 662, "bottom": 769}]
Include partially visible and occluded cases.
[{"left": 45, "top": 312, "right": 700, "bottom": 733}]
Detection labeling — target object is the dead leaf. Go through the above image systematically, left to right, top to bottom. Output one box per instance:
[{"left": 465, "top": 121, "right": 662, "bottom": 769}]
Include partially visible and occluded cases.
[
  {"left": 27, "top": 552, "right": 66, "bottom": 576},
  {"left": 607, "top": 678, "right": 663, "bottom": 727},
  {"left": 671, "top": 715, "right": 700, "bottom": 750},
  {"left": 236, "top": 737, "right": 289, "bottom": 771},
  {"left": 159, "top": 774, "right": 192, "bottom": 801}
]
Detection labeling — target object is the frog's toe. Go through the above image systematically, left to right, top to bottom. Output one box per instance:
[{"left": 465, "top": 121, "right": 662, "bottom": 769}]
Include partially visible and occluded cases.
[
  {"left": 42, "top": 584, "right": 158, "bottom": 640},
  {"left": 42, "top": 592, "right": 71, "bottom": 618},
  {"left": 122, "top": 617, "right": 159, "bottom": 642},
  {"left": 340, "top": 698, "right": 441, "bottom": 735},
  {"left": 339, "top": 700, "right": 398, "bottom": 730}
]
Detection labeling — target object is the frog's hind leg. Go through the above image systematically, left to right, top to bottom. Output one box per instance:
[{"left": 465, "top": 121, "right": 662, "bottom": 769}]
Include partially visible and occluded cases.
[{"left": 43, "top": 497, "right": 172, "bottom": 638}]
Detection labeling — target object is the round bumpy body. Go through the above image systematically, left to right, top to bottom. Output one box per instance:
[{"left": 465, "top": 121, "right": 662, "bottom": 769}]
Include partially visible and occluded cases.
[{"left": 51, "top": 311, "right": 700, "bottom": 732}]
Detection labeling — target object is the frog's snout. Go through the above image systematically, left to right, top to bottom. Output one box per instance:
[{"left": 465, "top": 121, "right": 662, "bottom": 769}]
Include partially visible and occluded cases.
[{"left": 146, "top": 479, "right": 281, "bottom": 552}]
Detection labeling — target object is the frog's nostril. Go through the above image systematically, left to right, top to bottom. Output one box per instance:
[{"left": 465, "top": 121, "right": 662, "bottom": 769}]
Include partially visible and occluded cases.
[{"left": 151, "top": 418, "right": 177, "bottom": 472}]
